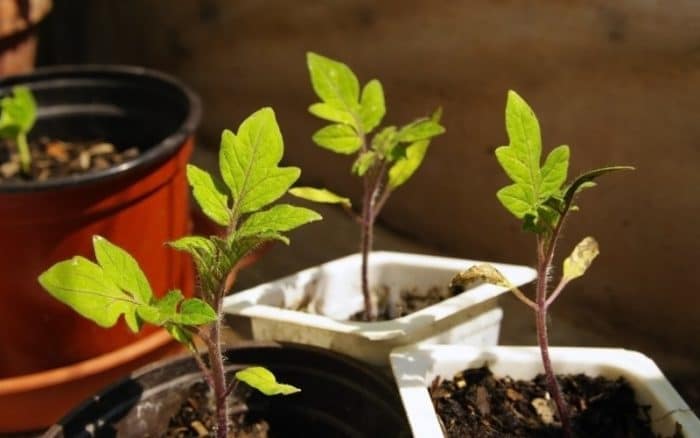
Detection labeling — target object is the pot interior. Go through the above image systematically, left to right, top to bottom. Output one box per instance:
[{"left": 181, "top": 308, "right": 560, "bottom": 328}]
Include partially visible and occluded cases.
[
  {"left": 0, "top": 66, "right": 200, "bottom": 191},
  {"left": 47, "top": 344, "right": 410, "bottom": 437}
]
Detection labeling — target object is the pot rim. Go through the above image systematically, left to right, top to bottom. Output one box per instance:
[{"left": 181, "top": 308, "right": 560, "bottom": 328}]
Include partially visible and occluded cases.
[
  {"left": 0, "top": 64, "right": 202, "bottom": 193},
  {"left": 0, "top": 328, "right": 174, "bottom": 395},
  {"left": 47, "top": 341, "right": 404, "bottom": 437}
]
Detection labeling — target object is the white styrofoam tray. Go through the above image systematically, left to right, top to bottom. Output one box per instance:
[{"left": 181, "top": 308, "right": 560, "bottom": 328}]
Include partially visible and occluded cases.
[
  {"left": 224, "top": 252, "right": 536, "bottom": 366},
  {"left": 390, "top": 345, "right": 700, "bottom": 437}
]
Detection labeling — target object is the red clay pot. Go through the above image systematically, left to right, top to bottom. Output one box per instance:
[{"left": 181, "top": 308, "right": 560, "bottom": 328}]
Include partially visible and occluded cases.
[{"left": 0, "top": 65, "right": 201, "bottom": 377}]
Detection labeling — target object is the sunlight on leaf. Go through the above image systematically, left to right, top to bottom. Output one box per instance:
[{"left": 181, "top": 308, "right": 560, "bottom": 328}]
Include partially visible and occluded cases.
[{"left": 235, "top": 366, "right": 301, "bottom": 396}]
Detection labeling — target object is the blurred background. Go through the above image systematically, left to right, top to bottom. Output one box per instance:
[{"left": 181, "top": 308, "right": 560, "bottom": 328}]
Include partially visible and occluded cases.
[{"left": 19, "top": 0, "right": 700, "bottom": 408}]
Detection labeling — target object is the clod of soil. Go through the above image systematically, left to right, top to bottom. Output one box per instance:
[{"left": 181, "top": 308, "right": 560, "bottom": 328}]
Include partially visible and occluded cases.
[
  {"left": 0, "top": 138, "right": 140, "bottom": 182},
  {"left": 430, "top": 366, "right": 683, "bottom": 438},
  {"left": 160, "top": 382, "right": 270, "bottom": 438}
]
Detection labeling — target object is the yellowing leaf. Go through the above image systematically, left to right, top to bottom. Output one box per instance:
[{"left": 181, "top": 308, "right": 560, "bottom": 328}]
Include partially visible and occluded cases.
[
  {"left": 288, "top": 187, "right": 351, "bottom": 208},
  {"left": 562, "top": 237, "right": 600, "bottom": 282},
  {"left": 450, "top": 263, "right": 513, "bottom": 292},
  {"left": 235, "top": 366, "right": 301, "bottom": 396}
]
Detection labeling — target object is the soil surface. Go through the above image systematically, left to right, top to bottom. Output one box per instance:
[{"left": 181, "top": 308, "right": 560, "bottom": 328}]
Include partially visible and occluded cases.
[
  {"left": 0, "top": 138, "right": 139, "bottom": 182},
  {"left": 351, "top": 285, "right": 455, "bottom": 321},
  {"left": 430, "top": 366, "right": 683, "bottom": 438},
  {"left": 161, "top": 382, "right": 269, "bottom": 438}
]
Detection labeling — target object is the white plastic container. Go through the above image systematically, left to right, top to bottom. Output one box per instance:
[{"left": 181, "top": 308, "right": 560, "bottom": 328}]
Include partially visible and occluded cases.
[
  {"left": 223, "top": 252, "right": 536, "bottom": 366},
  {"left": 390, "top": 345, "right": 700, "bottom": 437}
]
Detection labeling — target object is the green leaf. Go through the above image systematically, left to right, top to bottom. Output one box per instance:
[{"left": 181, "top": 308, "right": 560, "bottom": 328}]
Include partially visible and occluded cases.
[
  {"left": 306, "top": 52, "right": 360, "bottom": 112},
  {"left": 359, "top": 79, "right": 385, "bottom": 133},
  {"left": 0, "top": 86, "right": 36, "bottom": 136},
  {"left": 502, "top": 90, "right": 542, "bottom": 186},
  {"left": 494, "top": 91, "right": 570, "bottom": 228},
  {"left": 308, "top": 103, "right": 355, "bottom": 125},
  {"left": 219, "top": 108, "right": 301, "bottom": 213},
  {"left": 387, "top": 108, "right": 444, "bottom": 189},
  {"left": 396, "top": 119, "right": 445, "bottom": 143},
  {"left": 312, "top": 124, "right": 362, "bottom": 154},
  {"left": 370, "top": 126, "right": 397, "bottom": 157},
  {"left": 540, "top": 145, "right": 570, "bottom": 199},
  {"left": 352, "top": 151, "right": 377, "bottom": 176},
  {"left": 186, "top": 164, "right": 230, "bottom": 226},
  {"left": 563, "top": 166, "right": 635, "bottom": 207},
  {"left": 496, "top": 184, "right": 534, "bottom": 219},
  {"left": 288, "top": 187, "right": 351, "bottom": 208},
  {"left": 238, "top": 204, "right": 322, "bottom": 238},
  {"left": 93, "top": 236, "right": 153, "bottom": 304},
  {"left": 167, "top": 236, "right": 216, "bottom": 280},
  {"left": 168, "top": 236, "right": 216, "bottom": 263},
  {"left": 562, "top": 237, "right": 600, "bottom": 282},
  {"left": 38, "top": 256, "right": 137, "bottom": 329},
  {"left": 137, "top": 290, "right": 185, "bottom": 325},
  {"left": 155, "top": 290, "right": 183, "bottom": 318},
  {"left": 175, "top": 298, "right": 217, "bottom": 325},
  {"left": 135, "top": 304, "right": 160, "bottom": 325},
  {"left": 165, "top": 324, "right": 192, "bottom": 345},
  {"left": 235, "top": 366, "right": 301, "bottom": 396}
]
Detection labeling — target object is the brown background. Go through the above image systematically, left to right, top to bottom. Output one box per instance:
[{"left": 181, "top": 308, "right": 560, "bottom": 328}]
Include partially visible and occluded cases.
[{"left": 38, "top": 1, "right": 699, "bottom": 371}]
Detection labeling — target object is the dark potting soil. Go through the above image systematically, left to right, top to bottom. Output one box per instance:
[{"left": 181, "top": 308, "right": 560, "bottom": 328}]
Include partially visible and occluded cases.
[
  {"left": 0, "top": 138, "right": 140, "bottom": 182},
  {"left": 350, "top": 285, "right": 455, "bottom": 321},
  {"left": 430, "top": 366, "right": 684, "bottom": 438},
  {"left": 161, "top": 382, "right": 270, "bottom": 438}
]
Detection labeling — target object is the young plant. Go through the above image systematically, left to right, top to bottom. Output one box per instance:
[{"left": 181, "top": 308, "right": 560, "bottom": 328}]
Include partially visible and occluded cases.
[
  {"left": 290, "top": 52, "right": 445, "bottom": 320},
  {"left": 0, "top": 86, "right": 37, "bottom": 176},
  {"left": 450, "top": 91, "right": 632, "bottom": 437},
  {"left": 38, "top": 108, "right": 321, "bottom": 438}
]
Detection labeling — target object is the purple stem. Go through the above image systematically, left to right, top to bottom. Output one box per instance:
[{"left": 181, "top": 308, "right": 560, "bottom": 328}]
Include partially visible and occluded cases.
[
  {"left": 360, "top": 178, "right": 375, "bottom": 321},
  {"left": 536, "top": 237, "right": 573, "bottom": 437},
  {"left": 207, "top": 318, "right": 228, "bottom": 438}
]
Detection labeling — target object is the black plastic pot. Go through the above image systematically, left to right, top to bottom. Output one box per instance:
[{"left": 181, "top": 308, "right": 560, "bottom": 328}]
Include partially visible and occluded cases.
[
  {"left": 0, "top": 64, "right": 201, "bottom": 192},
  {"left": 43, "top": 343, "right": 411, "bottom": 437}
]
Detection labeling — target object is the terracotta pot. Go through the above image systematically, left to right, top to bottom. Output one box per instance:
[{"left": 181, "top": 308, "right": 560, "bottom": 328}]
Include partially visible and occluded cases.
[
  {"left": 0, "top": 0, "right": 51, "bottom": 76},
  {"left": 0, "top": 65, "right": 201, "bottom": 377},
  {"left": 43, "top": 343, "right": 411, "bottom": 437}
]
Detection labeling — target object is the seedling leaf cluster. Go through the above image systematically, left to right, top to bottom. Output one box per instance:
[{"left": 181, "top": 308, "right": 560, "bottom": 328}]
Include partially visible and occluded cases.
[
  {"left": 292, "top": 52, "right": 446, "bottom": 320},
  {"left": 451, "top": 90, "right": 632, "bottom": 437},
  {"left": 39, "top": 107, "right": 319, "bottom": 438}
]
